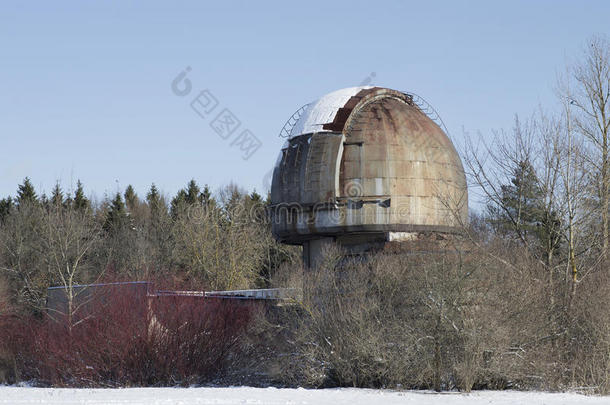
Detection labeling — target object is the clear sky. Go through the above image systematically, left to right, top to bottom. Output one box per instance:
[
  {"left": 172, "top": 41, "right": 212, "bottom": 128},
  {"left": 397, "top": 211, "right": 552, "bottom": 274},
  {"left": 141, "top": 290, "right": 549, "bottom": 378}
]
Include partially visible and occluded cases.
[{"left": 1, "top": 1, "right": 609, "bottom": 203}]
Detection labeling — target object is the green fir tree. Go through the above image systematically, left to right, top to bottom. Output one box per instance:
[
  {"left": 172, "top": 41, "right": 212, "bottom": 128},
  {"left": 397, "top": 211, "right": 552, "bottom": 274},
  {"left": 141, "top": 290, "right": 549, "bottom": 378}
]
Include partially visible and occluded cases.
[
  {"left": 16, "top": 177, "right": 38, "bottom": 206},
  {"left": 185, "top": 179, "right": 201, "bottom": 205},
  {"left": 73, "top": 180, "right": 90, "bottom": 211},
  {"left": 50, "top": 183, "right": 64, "bottom": 207},
  {"left": 124, "top": 185, "right": 138, "bottom": 211},
  {"left": 104, "top": 192, "right": 128, "bottom": 232},
  {"left": 0, "top": 197, "right": 12, "bottom": 221}
]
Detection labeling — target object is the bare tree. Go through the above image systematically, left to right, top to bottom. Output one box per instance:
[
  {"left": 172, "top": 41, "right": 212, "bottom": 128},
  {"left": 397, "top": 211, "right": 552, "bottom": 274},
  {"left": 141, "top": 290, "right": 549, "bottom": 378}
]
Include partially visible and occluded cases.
[
  {"left": 566, "top": 35, "right": 610, "bottom": 260},
  {"left": 559, "top": 88, "right": 586, "bottom": 302},
  {"left": 463, "top": 115, "right": 563, "bottom": 267},
  {"left": 171, "top": 188, "right": 267, "bottom": 290},
  {"left": 0, "top": 203, "right": 47, "bottom": 312},
  {"left": 42, "top": 205, "right": 103, "bottom": 329}
]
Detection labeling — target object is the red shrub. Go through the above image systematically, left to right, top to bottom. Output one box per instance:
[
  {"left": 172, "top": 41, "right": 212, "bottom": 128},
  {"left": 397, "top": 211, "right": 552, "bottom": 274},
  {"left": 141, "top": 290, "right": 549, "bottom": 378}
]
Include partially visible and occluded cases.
[{"left": 2, "top": 283, "right": 256, "bottom": 387}]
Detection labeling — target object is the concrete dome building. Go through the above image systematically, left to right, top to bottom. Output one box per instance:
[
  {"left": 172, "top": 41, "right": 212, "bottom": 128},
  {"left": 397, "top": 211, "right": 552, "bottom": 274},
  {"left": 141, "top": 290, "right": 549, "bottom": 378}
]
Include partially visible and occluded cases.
[{"left": 270, "top": 87, "right": 467, "bottom": 267}]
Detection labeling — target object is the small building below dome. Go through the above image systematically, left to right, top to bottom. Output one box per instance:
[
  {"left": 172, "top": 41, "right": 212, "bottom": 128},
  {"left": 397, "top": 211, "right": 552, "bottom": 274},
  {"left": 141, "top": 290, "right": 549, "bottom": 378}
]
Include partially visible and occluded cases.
[{"left": 270, "top": 87, "right": 467, "bottom": 267}]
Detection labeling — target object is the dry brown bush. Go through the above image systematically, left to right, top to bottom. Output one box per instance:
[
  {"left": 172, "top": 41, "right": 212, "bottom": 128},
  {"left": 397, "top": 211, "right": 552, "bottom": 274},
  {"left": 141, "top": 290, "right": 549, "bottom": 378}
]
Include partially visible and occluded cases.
[
  {"left": 264, "top": 238, "right": 603, "bottom": 392},
  {"left": 566, "top": 268, "right": 610, "bottom": 394},
  {"left": 0, "top": 276, "right": 17, "bottom": 384}
]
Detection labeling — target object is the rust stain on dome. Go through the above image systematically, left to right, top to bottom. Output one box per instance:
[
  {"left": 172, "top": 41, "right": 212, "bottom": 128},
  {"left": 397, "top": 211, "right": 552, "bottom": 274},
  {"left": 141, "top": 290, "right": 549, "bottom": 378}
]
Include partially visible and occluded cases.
[{"left": 270, "top": 87, "right": 467, "bottom": 253}]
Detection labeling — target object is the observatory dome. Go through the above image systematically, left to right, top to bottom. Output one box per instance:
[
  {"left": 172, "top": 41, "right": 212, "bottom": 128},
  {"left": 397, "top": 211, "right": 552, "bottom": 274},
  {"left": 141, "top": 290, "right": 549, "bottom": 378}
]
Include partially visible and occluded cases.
[{"left": 270, "top": 87, "right": 467, "bottom": 265}]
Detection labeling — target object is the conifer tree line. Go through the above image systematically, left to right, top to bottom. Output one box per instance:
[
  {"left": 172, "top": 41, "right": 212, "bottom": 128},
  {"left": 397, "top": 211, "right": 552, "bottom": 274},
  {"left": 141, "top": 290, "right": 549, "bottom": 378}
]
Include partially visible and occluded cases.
[{"left": 0, "top": 177, "right": 298, "bottom": 314}]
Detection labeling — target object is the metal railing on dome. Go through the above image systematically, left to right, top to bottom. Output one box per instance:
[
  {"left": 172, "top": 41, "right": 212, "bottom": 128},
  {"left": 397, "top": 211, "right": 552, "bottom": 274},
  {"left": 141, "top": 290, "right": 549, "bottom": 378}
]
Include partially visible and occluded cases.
[
  {"left": 277, "top": 91, "right": 451, "bottom": 140},
  {"left": 402, "top": 91, "right": 452, "bottom": 140},
  {"left": 278, "top": 103, "right": 310, "bottom": 138}
]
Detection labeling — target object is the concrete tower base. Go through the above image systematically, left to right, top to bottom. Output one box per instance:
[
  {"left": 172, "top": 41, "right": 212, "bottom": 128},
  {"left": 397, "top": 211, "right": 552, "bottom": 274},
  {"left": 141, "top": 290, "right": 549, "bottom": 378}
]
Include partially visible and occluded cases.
[{"left": 301, "top": 231, "right": 457, "bottom": 268}]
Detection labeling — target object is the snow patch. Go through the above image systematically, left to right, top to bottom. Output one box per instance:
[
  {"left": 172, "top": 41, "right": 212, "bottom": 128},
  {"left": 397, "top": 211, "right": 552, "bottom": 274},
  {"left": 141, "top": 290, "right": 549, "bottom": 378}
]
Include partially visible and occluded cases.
[
  {"left": 290, "top": 86, "right": 372, "bottom": 137},
  {"left": 0, "top": 387, "right": 607, "bottom": 405}
]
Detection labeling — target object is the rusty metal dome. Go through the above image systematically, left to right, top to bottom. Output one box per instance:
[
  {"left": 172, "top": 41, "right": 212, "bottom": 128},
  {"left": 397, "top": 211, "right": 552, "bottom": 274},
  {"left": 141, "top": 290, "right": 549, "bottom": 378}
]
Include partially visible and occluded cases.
[{"left": 270, "top": 87, "right": 467, "bottom": 264}]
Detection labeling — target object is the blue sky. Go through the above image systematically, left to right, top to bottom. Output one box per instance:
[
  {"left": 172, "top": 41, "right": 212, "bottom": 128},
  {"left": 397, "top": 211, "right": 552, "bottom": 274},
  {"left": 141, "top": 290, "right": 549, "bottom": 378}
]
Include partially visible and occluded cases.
[{"left": 1, "top": 1, "right": 609, "bottom": 203}]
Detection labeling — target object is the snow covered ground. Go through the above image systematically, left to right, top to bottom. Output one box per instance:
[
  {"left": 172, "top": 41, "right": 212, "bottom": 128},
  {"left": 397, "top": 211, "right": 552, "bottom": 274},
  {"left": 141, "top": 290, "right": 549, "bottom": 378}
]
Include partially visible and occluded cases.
[{"left": 0, "top": 386, "right": 608, "bottom": 405}]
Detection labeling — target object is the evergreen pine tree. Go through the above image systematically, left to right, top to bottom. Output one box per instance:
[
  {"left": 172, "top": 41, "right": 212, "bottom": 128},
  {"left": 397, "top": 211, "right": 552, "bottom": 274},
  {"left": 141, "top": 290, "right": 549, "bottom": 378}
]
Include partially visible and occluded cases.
[
  {"left": 487, "top": 159, "right": 562, "bottom": 256},
  {"left": 488, "top": 160, "right": 543, "bottom": 239},
  {"left": 16, "top": 177, "right": 38, "bottom": 206},
  {"left": 169, "top": 179, "right": 202, "bottom": 217},
  {"left": 185, "top": 179, "right": 200, "bottom": 205},
  {"left": 73, "top": 180, "right": 90, "bottom": 211},
  {"left": 50, "top": 183, "right": 64, "bottom": 207},
  {"left": 146, "top": 183, "right": 162, "bottom": 212},
  {"left": 147, "top": 183, "right": 169, "bottom": 225},
  {"left": 201, "top": 184, "right": 216, "bottom": 209},
  {"left": 124, "top": 185, "right": 138, "bottom": 211},
  {"left": 224, "top": 187, "right": 244, "bottom": 224},
  {"left": 227, "top": 188, "right": 242, "bottom": 209},
  {"left": 170, "top": 189, "right": 188, "bottom": 218},
  {"left": 247, "top": 190, "right": 265, "bottom": 223},
  {"left": 250, "top": 190, "right": 262, "bottom": 204},
  {"left": 104, "top": 192, "right": 128, "bottom": 232},
  {"left": 40, "top": 193, "right": 49, "bottom": 209},
  {"left": 0, "top": 197, "right": 13, "bottom": 221}
]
